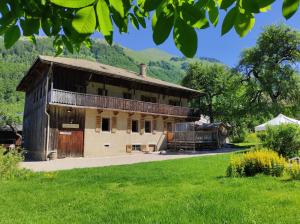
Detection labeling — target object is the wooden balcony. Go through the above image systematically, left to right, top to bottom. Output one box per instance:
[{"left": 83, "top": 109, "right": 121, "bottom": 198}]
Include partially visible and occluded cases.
[{"left": 48, "top": 89, "right": 200, "bottom": 118}]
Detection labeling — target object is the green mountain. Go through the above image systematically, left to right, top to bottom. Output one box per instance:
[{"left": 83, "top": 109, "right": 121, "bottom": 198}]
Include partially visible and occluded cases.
[{"left": 0, "top": 37, "right": 220, "bottom": 125}]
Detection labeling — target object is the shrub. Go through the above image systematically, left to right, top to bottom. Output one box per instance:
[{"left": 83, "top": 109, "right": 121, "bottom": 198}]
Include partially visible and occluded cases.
[
  {"left": 257, "top": 124, "right": 300, "bottom": 158},
  {"left": 244, "top": 132, "right": 260, "bottom": 144},
  {"left": 0, "top": 146, "right": 25, "bottom": 180},
  {"left": 227, "top": 149, "right": 286, "bottom": 177},
  {"left": 286, "top": 162, "right": 300, "bottom": 180}
]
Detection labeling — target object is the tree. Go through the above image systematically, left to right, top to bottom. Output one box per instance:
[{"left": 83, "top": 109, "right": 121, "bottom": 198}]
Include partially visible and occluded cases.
[
  {"left": 0, "top": 0, "right": 299, "bottom": 57},
  {"left": 238, "top": 24, "right": 300, "bottom": 116},
  {"left": 182, "top": 61, "right": 239, "bottom": 122}
]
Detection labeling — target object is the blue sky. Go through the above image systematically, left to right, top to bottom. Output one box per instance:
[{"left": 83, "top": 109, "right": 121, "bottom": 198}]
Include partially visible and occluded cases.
[{"left": 100, "top": 1, "right": 300, "bottom": 67}]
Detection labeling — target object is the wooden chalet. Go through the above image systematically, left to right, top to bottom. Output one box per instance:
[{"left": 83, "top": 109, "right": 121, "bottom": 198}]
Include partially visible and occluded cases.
[{"left": 17, "top": 56, "right": 203, "bottom": 160}]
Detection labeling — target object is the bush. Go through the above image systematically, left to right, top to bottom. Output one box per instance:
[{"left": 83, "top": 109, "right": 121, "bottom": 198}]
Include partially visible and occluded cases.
[
  {"left": 257, "top": 124, "right": 300, "bottom": 158},
  {"left": 244, "top": 132, "right": 260, "bottom": 144},
  {"left": 0, "top": 146, "right": 25, "bottom": 180},
  {"left": 227, "top": 149, "right": 286, "bottom": 177},
  {"left": 286, "top": 162, "right": 300, "bottom": 180}
]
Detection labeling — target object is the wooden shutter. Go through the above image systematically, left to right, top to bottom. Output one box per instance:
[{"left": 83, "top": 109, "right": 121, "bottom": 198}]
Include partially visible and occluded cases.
[
  {"left": 96, "top": 115, "right": 101, "bottom": 133},
  {"left": 112, "top": 116, "right": 117, "bottom": 133},
  {"left": 127, "top": 117, "right": 132, "bottom": 134},
  {"left": 140, "top": 117, "right": 145, "bottom": 134},
  {"left": 152, "top": 119, "right": 157, "bottom": 134}
]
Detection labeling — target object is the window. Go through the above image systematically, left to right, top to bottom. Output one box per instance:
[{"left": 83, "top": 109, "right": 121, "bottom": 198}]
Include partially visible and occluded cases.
[
  {"left": 98, "top": 88, "right": 108, "bottom": 96},
  {"left": 123, "top": 92, "right": 132, "bottom": 99},
  {"left": 141, "top": 95, "right": 157, "bottom": 103},
  {"left": 169, "top": 100, "right": 180, "bottom": 106},
  {"left": 102, "top": 118, "right": 110, "bottom": 132},
  {"left": 132, "top": 120, "right": 139, "bottom": 133},
  {"left": 145, "top": 120, "right": 152, "bottom": 133},
  {"left": 167, "top": 122, "right": 173, "bottom": 132},
  {"left": 132, "top": 145, "right": 141, "bottom": 151}
]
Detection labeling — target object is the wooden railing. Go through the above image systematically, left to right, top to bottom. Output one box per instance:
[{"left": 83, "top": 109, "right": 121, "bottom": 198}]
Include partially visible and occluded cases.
[{"left": 48, "top": 89, "right": 200, "bottom": 117}]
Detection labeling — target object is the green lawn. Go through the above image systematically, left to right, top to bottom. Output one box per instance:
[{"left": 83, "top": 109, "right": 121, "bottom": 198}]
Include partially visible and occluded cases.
[{"left": 1, "top": 153, "right": 300, "bottom": 224}]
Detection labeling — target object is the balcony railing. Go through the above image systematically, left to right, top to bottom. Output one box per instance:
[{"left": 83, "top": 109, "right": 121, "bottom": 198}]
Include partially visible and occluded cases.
[{"left": 48, "top": 89, "right": 200, "bottom": 118}]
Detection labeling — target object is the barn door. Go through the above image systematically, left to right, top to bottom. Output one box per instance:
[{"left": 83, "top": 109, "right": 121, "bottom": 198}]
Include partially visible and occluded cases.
[{"left": 58, "top": 130, "right": 84, "bottom": 158}]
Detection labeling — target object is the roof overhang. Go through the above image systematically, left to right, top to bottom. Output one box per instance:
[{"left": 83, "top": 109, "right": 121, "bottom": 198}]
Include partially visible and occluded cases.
[{"left": 17, "top": 55, "right": 205, "bottom": 98}]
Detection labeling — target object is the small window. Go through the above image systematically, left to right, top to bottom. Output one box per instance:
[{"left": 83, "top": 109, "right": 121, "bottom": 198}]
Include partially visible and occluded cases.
[
  {"left": 98, "top": 88, "right": 108, "bottom": 96},
  {"left": 123, "top": 92, "right": 132, "bottom": 99},
  {"left": 141, "top": 95, "right": 157, "bottom": 103},
  {"left": 169, "top": 100, "right": 180, "bottom": 106},
  {"left": 102, "top": 118, "right": 110, "bottom": 132},
  {"left": 132, "top": 120, "right": 139, "bottom": 133},
  {"left": 145, "top": 120, "right": 152, "bottom": 133},
  {"left": 167, "top": 122, "right": 173, "bottom": 132},
  {"left": 132, "top": 145, "right": 141, "bottom": 151}
]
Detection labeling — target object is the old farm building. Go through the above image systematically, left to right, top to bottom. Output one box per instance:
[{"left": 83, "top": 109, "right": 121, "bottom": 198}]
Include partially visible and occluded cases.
[{"left": 17, "top": 56, "right": 203, "bottom": 160}]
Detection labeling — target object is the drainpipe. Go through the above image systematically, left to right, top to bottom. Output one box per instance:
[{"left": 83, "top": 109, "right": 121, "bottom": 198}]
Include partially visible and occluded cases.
[{"left": 44, "top": 63, "right": 53, "bottom": 160}]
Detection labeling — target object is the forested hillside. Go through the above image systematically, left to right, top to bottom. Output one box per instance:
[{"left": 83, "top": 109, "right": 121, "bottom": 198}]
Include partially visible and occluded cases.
[{"left": 0, "top": 37, "right": 216, "bottom": 125}]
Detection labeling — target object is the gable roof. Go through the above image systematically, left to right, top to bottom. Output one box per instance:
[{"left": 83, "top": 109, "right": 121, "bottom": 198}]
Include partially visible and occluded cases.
[{"left": 17, "top": 55, "right": 204, "bottom": 96}]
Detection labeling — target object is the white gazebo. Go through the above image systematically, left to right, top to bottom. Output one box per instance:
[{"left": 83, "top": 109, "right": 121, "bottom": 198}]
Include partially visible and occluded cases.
[{"left": 255, "top": 114, "right": 300, "bottom": 131}]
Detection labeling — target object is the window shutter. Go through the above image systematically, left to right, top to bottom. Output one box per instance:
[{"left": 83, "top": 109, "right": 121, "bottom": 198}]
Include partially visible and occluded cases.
[
  {"left": 96, "top": 115, "right": 101, "bottom": 133},
  {"left": 112, "top": 116, "right": 117, "bottom": 133},
  {"left": 127, "top": 117, "right": 132, "bottom": 134},
  {"left": 140, "top": 117, "right": 145, "bottom": 134},
  {"left": 152, "top": 119, "right": 157, "bottom": 134}
]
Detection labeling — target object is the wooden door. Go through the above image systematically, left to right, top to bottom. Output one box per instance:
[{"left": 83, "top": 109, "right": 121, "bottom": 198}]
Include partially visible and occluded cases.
[{"left": 58, "top": 130, "right": 84, "bottom": 158}]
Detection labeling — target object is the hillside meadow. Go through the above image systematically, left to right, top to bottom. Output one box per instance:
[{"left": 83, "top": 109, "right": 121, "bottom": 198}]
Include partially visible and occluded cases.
[{"left": 0, "top": 153, "right": 299, "bottom": 224}]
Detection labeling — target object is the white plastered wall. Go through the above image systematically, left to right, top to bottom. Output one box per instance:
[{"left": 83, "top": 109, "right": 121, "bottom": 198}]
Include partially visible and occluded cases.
[{"left": 84, "top": 109, "right": 178, "bottom": 157}]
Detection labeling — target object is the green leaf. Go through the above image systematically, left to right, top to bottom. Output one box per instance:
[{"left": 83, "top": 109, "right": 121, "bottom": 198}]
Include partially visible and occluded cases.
[
  {"left": 50, "top": 0, "right": 95, "bottom": 8},
  {"left": 96, "top": 0, "right": 113, "bottom": 40},
  {"left": 110, "top": 0, "right": 126, "bottom": 17},
  {"left": 138, "top": 0, "right": 163, "bottom": 12},
  {"left": 195, "top": 0, "right": 207, "bottom": 9},
  {"left": 220, "top": 0, "right": 236, "bottom": 10},
  {"left": 240, "top": 0, "right": 260, "bottom": 13},
  {"left": 256, "top": 0, "right": 275, "bottom": 8},
  {"left": 282, "top": 0, "right": 299, "bottom": 19},
  {"left": 0, "top": 1, "right": 9, "bottom": 15},
  {"left": 208, "top": 3, "right": 219, "bottom": 26},
  {"left": 180, "top": 4, "right": 209, "bottom": 29},
  {"left": 72, "top": 6, "right": 96, "bottom": 34},
  {"left": 134, "top": 6, "right": 146, "bottom": 28},
  {"left": 222, "top": 7, "right": 237, "bottom": 35},
  {"left": 111, "top": 8, "right": 128, "bottom": 33},
  {"left": 152, "top": 11, "right": 174, "bottom": 45},
  {"left": 0, "top": 12, "right": 16, "bottom": 27},
  {"left": 234, "top": 12, "right": 255, "bottom": 37},
  {"left": 129, "top": 13, "right": 139, "bottom": 29},
  {"left": 20, "top": 18, "right": 40, "bottom": 36},
  {"left": 41, "top": 18, "right": 52, "bottom": 36},
  {"left": 173, "top": 18, "right": 197, "bottom": 58},
  {"left": 4, "top": 25, "right": 21, "bottom": 49},
  {"left": 0, "top": 26, "right": 8, "bottom": 35},
  {"left": 27, "top": 35, "right": 37, "bottom": 45},
  {"left": 62, "top": 35, "right": 74, "bottom": 53},
  {"left": 53, "top": 36, "right": 64, "bottom": 56}
]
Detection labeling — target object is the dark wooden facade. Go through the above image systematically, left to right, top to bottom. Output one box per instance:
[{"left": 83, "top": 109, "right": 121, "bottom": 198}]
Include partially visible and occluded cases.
[{"left": 48, "top": 106, "right": 85, "bottom": 158}]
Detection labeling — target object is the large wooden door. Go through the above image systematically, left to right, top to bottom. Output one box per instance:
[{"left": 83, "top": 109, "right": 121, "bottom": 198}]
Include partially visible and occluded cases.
[{"left": 58, "top": 130, "right": 84, "bottom": 158}]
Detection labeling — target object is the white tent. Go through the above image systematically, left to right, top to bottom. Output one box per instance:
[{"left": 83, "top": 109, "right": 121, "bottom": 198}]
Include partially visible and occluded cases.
[{"left": 255, "top": 114, "right": 300, "bottom": 131}]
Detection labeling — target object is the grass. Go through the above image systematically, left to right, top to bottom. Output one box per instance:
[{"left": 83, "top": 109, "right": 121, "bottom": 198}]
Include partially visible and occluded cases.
[{"left": 1, "top": 153, "right": 300, "bottom": 224}]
